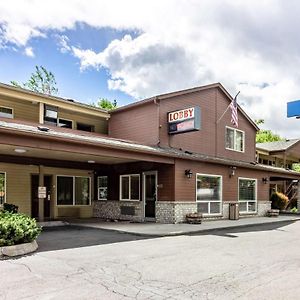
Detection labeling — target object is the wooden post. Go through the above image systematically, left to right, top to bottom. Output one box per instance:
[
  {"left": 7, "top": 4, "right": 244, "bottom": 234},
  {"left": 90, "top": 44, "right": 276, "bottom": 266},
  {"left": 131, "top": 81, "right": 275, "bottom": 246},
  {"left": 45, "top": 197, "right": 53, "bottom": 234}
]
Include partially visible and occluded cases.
[{"left": 38, "top": 165, "right": 44, "bottom": 222}]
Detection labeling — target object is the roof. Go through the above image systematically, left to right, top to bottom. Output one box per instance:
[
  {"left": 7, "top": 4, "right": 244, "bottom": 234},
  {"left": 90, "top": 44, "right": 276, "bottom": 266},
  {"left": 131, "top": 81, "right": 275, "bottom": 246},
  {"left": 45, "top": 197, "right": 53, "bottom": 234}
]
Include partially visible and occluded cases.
[
  {"left": 0, "top": 82, "right": 109, "bottom": 115},
  {"left": 111, "top": 82, "right": 259, "bottom": 131},
  {"left": 0, "top": 119, "right": 299, "bottom": 177},
  {"left": 256, "top": 139, "right": 300, "bottom": 152}
]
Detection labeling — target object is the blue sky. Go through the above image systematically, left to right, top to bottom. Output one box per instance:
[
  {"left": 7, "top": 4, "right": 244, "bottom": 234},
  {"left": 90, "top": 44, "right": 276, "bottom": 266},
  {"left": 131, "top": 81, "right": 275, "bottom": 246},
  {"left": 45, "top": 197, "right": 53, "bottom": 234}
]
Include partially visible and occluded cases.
[
  {"left": 2, "top": 1, "right": 300, "bottom": 137},
  {"left": 0, "top": 24, "right": 136, "bottom": 106}
]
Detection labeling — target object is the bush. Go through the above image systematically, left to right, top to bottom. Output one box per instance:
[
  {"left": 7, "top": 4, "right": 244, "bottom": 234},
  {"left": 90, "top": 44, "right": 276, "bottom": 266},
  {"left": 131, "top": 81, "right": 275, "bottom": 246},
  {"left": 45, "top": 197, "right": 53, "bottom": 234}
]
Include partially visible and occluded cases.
[
  {"left": 270, "top": 192, "right": 289, "bottom": 210},
  {"left": 3, "top": 203, "right": 18, "bottom": 213},
  {"left": 290, "top": 207, "right": 298, "bottom": 213},
  {"left": 0, "top": 211, "right": 42, "bottom": 246}
]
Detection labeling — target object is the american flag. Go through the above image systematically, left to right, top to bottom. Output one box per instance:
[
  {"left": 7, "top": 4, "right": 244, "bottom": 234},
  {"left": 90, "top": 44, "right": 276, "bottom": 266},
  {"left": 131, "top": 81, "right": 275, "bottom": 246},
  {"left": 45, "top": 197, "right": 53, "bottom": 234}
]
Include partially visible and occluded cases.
[{"left": 230, "top": 94, "right": 238, "bottom": 127}]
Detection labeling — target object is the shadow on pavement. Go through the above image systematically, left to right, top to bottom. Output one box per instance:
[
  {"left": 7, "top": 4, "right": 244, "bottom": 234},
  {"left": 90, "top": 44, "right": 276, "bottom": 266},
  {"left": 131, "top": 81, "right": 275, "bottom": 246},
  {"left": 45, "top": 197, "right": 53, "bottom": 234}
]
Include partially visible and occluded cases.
[
  {"left": 189, "top": 220, "right": 296, "bottom": 238},
  {"left": 37, "top": 225, "right": 153, "bottom": 252}
]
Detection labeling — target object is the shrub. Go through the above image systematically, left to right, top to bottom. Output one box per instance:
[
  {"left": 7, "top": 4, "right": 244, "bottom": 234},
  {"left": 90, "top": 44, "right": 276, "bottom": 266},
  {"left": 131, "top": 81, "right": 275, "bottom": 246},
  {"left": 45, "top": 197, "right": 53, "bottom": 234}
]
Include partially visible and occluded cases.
[
  {"left": 270, "top": 192, "right": 289, "bottom": 210},
  {"left": 3, "top": 203, "right": 18, "bottom": 213},
  {"left": 290, "top": 207, "right": 298, "bottom": 213},
  {"left": 0, "top": 211, "right": 42, "bottom": 246}
]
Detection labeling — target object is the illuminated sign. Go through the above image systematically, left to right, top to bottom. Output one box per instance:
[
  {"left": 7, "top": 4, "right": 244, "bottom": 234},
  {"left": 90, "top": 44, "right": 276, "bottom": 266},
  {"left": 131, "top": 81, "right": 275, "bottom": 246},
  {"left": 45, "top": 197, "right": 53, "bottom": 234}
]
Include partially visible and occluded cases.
[{"left": 168, "top": 106, "right": 201, "bottom": 134}]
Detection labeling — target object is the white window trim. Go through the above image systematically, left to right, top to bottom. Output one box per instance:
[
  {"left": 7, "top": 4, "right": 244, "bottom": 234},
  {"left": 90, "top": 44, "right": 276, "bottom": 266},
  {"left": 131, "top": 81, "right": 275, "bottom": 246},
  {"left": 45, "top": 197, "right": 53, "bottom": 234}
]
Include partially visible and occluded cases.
[
  {"left": 0, "top": 106, "right": 14, "bottom": 119},
  {"left": 58, "top": 118, "right": 74, "bottom": 129},
  {"left": 225, "top": 126, "right": 245, "bottom": 153},
  {"left": 0, "top": 171, "right": 6, "bottom": 205},
  {"left": 195, "top": 173, "right": 223, "bottom": 216},
  {"left": 120, "top": 174, "right": 140, "bottom": 201},
  {"left": 56, "top": 175, "right": 91, "bottom": 206},
  {"left": 97, "top": 176, "right": 108, "bottom": 201},
  {"left": 238, "top": 177, "right": 257, "bottom": 214}
]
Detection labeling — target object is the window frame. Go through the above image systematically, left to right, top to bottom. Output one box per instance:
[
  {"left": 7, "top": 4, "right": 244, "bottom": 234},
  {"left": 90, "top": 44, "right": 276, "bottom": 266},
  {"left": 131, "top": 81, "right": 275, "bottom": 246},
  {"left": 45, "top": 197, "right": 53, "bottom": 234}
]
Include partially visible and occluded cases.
[
  {"left": 0, "top": 106, "right": 13, "bottom": 119},
  {"left": 225, "top": 126, "right": 245, "bottom": 153},
  {"left": 0, "top": 172, "right": 6, "bottom": 205},
  {"left": 195, "top": 173, "right": 223, "bottom": 216},
  {"left": 119, "top": 174, "right": 140, "bottom": 201},
  {"left": 56, "top": 175, "right": 91, "bottom": 206},
  {"left": 97, "top": 176, "right": 108, "bottom": 201},
  {"left": 238, "top": 177, "right": 257, "bottom": 214}
]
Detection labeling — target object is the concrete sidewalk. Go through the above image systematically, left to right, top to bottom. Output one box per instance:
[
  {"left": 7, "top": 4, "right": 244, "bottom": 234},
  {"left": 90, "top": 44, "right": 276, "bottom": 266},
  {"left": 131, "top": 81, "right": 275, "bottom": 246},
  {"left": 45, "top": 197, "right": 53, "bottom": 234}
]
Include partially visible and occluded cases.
[{"left": 68, "top": 215, "right": 300, "bottom": 237}]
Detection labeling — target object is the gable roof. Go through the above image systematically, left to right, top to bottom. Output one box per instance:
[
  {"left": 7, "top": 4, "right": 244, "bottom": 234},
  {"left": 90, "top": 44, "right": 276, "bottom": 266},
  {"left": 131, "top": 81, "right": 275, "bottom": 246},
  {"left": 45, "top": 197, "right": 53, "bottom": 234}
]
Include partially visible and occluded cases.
[
  {"left": 111, "top": 82, "right": 259, "bottom": 130},
  {"left": 256, "top": 139, "right": 300, "bottom": 152}
]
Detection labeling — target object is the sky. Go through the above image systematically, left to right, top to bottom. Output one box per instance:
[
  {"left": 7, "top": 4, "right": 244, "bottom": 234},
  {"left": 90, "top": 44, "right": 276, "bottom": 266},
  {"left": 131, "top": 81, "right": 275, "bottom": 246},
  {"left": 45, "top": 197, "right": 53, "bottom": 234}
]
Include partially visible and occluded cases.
[{"left": 1, "top": 0, "right": 300, "bottom": 137}]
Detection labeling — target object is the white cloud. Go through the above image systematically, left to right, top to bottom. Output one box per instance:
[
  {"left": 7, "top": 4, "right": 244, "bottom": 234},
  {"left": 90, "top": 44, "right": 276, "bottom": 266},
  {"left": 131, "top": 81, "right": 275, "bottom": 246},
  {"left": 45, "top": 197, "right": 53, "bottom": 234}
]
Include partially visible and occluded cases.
[
  {"left": 1, "top": 0, "right": 300, "bottom": 137},
  {"left": 24, "top": 46, "right": 34, "bottom": 57}
]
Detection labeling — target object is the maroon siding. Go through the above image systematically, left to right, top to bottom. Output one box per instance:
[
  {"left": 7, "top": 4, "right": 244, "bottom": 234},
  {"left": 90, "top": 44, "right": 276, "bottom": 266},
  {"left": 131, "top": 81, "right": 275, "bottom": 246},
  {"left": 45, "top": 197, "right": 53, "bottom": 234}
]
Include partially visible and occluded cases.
[{"left": 109, "top": 102, "right": 159, "bottom": 145}]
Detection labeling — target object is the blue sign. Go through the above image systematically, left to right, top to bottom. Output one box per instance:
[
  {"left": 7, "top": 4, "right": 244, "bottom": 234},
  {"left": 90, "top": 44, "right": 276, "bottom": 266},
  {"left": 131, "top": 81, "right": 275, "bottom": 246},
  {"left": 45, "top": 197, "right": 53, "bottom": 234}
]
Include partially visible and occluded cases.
[{"left": 287, "top": 100, "right": 300, "bottom": 118}]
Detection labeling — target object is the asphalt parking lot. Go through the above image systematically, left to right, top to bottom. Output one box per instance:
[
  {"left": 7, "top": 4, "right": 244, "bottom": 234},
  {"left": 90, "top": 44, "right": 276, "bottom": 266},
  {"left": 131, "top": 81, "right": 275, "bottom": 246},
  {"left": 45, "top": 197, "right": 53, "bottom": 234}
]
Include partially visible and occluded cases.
[{"left": 1, "top": 221, "right": 300, "bottom": 299}]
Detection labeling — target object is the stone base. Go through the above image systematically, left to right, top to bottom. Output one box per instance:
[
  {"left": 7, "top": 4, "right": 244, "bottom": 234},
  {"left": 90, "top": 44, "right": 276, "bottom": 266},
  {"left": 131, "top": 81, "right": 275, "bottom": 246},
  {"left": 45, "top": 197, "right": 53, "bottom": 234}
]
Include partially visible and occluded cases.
[
  {"left": 93, "top": 200, "right": 143, "bottom": 222},
  {"left": 156, "top": 202, "right": 197, "bottom": 224},
  {"left": 0, "top": 240, "right": 38, "bottom": 258}
]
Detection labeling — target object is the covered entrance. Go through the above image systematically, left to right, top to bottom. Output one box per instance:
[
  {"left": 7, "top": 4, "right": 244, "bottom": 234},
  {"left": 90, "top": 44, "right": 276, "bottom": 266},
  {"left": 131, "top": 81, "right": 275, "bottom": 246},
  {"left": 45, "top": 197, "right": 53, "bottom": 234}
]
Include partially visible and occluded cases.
[
  {"left": 143, "top": 171, "right": 157, "bottom": 219},
  {"left": 31, "top": 174, "right": 52, "bottom": 219}
]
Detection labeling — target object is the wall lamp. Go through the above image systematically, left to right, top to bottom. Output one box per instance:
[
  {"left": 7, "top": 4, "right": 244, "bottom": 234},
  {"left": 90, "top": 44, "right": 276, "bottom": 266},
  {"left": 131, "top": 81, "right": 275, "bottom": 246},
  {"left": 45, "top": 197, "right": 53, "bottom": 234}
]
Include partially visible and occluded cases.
[
  {"left": 229, "top": 166, "right": 236, "bottom": 178},
  {"left": 185, "top": 169, "right": 193, "bottom": 179},
  {"left": 262, "top": 177, "right": 269, "bottom": 184}
]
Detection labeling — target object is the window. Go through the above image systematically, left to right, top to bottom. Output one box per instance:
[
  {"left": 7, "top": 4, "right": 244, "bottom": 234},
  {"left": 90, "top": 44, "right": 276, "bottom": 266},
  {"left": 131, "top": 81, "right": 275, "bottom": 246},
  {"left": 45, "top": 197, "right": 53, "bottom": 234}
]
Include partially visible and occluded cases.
[
  {"left": 44, "top": 105, "right": 58, "bottom": 126},
  {"left": 0, "top": 106, "right": 13, "bottom": 119},
  {"left": 58, "top": 118, "right": 73, "bottom": 129},
  {"left": 77, "top": 123, "right": 94, "bottom": 132},
  {"left": 226, "top": 127, "right": 244, "bottom": 152},
  {"left": 0, "top": 172, "right": 6, "bottom": 205},
  {"left": 120, "top": 174, "right": 140, "bottom": 201},
  {"left": 196, "top": 174, "right": 222, "bottom": 214},
  {"left": 57, "top": 176, "right": 91, "bottom": 205},
  {"left": 97, "top": 176, "right": 108, "bottom": 200},
  {"left": 238, "top": 178, "right": 257, "bottom": 213}
]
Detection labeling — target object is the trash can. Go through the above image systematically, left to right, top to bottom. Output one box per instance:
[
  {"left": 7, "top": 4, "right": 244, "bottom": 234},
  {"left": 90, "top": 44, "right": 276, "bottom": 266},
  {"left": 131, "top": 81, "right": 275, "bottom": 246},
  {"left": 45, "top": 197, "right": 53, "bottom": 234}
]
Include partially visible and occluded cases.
[{"left": 229, "top": 203, "right": 239, "bottom": 220}]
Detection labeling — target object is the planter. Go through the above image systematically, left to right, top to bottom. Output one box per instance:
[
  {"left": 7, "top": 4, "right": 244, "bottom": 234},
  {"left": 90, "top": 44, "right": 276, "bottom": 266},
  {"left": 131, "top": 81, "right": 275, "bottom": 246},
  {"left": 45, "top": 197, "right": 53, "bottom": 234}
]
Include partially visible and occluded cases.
[
  {"left": 267, "top": 209, "right": 280, "bottom": 217},
  {"left": 186, "top": 213, "right": 202, "bottom": 224},
  {"left": 0, "top": 240, "right": 38, "bottom": 258}
]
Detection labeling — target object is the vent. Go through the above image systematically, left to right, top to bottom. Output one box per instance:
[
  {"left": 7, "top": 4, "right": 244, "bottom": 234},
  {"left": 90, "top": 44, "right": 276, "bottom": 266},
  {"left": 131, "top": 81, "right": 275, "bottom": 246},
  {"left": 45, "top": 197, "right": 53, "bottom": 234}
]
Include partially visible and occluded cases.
[{"left": 37, "top": 126, "right": 50, "bottom": 132}]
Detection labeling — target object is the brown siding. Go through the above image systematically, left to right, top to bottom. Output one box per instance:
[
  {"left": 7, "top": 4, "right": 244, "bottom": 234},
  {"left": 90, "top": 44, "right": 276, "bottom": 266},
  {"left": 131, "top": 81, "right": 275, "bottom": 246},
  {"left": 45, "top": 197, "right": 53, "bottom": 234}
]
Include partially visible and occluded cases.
[
  {"left": 0, "top": 97, "right": 39, "bottom": 122},
  {"left": 109, "top": 102, "right": 159, "bottom": 145},
  {"left": 174, "top": 159, "right": 270, "bottom": 202}
]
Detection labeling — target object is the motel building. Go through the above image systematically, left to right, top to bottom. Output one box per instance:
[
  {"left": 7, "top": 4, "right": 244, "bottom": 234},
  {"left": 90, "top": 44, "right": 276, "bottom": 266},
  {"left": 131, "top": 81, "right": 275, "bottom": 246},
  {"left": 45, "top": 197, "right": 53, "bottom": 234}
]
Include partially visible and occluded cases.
[{"left": 0, "top": 82, "right": 300, "bottom": 223}]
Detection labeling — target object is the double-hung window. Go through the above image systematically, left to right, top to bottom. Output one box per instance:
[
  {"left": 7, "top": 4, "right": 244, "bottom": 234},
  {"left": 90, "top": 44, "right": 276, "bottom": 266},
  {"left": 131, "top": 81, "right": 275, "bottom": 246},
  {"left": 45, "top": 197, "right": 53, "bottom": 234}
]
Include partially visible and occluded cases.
[
  {"left": 44, "top": 105, "right": 58, "bottom": 126},
  {"left": 0, "top": 106, "right": 13, "bottom": 119},
  {"left": 226, "top": 127, "right": 245, "bottom": 152},
  {"left": 0, "top": 172, "right": 6, "bottom": 205},
  {"left": 120, "top": 174, "right": 140, "bottom": 201},
  {"left": 196, "top": 174, "right": 222, "bottom": 214},
  {"left": 57, "top": 176, "right": 91, "bottom": 205},
  {"left": 238, "top": 178, "right": 257, "bottom": 213}
]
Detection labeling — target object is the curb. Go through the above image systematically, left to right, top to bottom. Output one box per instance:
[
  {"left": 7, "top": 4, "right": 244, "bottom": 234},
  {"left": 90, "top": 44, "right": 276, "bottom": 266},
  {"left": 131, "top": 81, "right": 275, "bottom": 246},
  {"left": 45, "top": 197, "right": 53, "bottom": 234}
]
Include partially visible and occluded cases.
[
  {"left": 70, "top": 217, "right": 300, "bottom": 237},
  {"left": 0, "top": 240, "right": 38, "bottom": 258}
]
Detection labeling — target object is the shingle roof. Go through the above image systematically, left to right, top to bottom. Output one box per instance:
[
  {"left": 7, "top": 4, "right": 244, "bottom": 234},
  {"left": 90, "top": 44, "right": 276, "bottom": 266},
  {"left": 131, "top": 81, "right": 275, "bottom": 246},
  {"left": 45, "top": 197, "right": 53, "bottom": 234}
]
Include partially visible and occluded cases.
[
  {"left": 1, "top": 120, "right": 300, "bottom": 177},
  {"left": 256, "top": 139, "right": 300, "bottom": 152}
]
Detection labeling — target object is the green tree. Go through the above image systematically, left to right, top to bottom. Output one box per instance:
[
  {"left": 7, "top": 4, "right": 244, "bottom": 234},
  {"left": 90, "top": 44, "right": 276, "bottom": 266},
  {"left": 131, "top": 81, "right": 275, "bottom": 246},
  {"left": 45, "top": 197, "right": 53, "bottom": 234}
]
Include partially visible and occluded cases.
[
  {"left": 11, "top": 65, "right": 58, "bottom": 95},
  {"left": 97, "top": 98, "right": 117, "bottom": 110},
  {"left": 255, "top": 119, "right": 283, "bottom": 143}
]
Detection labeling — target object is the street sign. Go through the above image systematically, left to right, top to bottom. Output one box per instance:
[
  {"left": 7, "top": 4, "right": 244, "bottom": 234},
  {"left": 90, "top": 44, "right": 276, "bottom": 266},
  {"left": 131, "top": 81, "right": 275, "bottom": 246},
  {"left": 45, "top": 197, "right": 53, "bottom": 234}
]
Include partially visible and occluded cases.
[{"left": 287, "top": 100, "right": 300, "bottom": 118}]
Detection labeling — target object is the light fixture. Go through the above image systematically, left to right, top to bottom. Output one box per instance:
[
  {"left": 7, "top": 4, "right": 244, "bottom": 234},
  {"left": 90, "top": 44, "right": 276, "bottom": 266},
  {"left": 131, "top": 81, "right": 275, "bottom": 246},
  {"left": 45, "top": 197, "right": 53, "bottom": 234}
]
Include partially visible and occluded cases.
[
  {"left": 14, "top": 148, "right": 27, "bottom": 154},
  {"left": 88, "top": 160, "right": 95, "bottom": 164},
  {"left": 229, "top": 166, "right": 236, "bottom": 177},
  {"left": 185, "top": 169, "right": 193, "bottom": 179},
  {"left": 262, "top": 177, "right": 269, "bottom": 184}
]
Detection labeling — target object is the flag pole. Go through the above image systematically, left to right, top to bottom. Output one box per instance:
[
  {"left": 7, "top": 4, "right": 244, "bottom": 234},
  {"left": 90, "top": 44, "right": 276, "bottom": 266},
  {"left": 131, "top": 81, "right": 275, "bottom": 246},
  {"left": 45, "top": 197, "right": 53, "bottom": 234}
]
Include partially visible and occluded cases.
[{"left": 216, "top": 91, "right": 240, "bottom": 124}]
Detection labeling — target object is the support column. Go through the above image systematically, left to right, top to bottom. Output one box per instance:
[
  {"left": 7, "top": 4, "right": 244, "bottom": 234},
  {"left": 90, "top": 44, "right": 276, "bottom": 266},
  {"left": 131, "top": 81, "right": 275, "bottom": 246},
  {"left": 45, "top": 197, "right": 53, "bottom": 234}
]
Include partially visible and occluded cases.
[{"left": 38, "top": 165, "right": 44, "bottom": 222}]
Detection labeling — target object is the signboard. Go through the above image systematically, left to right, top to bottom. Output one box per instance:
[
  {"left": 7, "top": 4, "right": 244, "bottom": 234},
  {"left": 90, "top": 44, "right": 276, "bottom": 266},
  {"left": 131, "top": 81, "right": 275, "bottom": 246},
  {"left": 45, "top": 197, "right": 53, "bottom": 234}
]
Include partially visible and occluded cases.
[
  {"left": 287, "top": 100, "right": 300, "bottom": 118},
  {"left": 168, "top": 106, "right": 201, "bottom": 134},
  {"left": 38, "top": 186, "right": 47, "bottom": 199}
]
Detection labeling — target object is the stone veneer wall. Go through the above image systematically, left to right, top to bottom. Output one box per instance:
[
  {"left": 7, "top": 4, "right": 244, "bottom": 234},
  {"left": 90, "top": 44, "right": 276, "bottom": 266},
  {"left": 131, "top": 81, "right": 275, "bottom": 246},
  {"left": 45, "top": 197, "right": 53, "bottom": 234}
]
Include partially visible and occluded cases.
[
  {"left": 93, "top": 200, "right": 143, "bottom": 222},
  {"left": 156, "top": 202, "right": 197, "bottom": 224}
]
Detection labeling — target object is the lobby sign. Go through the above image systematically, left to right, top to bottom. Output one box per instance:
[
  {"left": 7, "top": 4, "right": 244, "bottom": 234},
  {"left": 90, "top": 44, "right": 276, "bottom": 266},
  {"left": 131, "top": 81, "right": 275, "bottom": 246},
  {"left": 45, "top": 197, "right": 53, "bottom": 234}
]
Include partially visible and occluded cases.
[{"left": 168, "top": 106, "right": 201, "bottom": 134}]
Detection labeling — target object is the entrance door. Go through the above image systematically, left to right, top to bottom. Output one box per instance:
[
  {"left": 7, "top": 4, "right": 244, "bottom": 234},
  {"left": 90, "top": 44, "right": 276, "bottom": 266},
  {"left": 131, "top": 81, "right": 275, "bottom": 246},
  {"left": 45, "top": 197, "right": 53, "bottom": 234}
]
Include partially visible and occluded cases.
[
  {"left": 143, "top": 171, "right": 157, "bottom": 219},
  {"left": 31, "top": 175, "right": 52, "bottom": 219}
]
